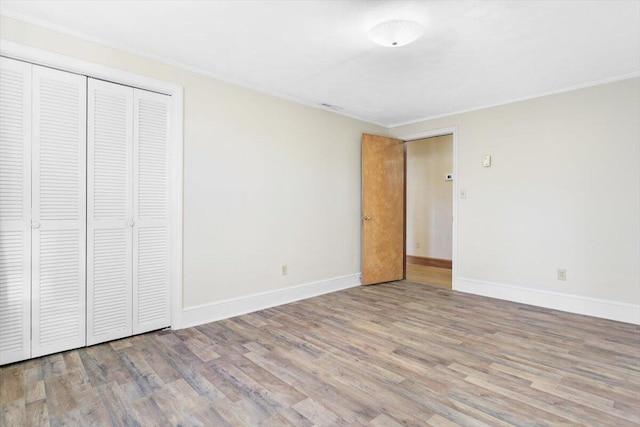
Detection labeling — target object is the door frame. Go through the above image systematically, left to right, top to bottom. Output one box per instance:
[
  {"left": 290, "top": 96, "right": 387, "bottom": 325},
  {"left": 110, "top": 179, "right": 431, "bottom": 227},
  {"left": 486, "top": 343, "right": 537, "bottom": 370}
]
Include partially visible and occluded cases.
[
  {"left": 1, "top": 40, "right": 185, "bottom": 330},
  {"left": 397, "top": 127, "right": 458, "bottom": 290}
]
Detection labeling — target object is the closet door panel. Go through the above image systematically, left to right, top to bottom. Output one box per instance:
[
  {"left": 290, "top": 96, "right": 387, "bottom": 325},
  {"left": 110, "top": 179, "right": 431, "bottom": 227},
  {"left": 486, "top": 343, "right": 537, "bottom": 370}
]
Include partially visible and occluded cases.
[
  {"left": 0, "top": 57, "right": 32, "bottom": 365},
  {"left": 31, "top": 66, "right": 87, "bottom": 358},
  {"left": 87, "top": 79, "right": 134, "bottom": 346},
  {"left": 133, "top": 89, "right": 170, "bottom": 334}
]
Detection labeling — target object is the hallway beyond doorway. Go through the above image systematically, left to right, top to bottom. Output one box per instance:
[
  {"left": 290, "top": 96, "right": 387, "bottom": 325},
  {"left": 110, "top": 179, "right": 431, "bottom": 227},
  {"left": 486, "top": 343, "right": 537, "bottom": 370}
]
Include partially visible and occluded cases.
[{"left": 405, "top": 262, "right": 452, "bottom": 289}]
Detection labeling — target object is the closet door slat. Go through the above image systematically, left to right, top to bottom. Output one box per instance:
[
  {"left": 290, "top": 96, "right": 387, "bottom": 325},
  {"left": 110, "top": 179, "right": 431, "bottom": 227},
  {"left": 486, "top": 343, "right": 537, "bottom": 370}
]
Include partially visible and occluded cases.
[
  {"left": 0, "top": 57, "right": 32, "bottom": 365},
  {"left": 31, "top": 65, "right": 87, "bottom": 358},
  {"left": 86, "top": 79, "right": 134, "bottom": 346},
  {"left": 133, "top": 89, "right": 171, "bottom": 334}
]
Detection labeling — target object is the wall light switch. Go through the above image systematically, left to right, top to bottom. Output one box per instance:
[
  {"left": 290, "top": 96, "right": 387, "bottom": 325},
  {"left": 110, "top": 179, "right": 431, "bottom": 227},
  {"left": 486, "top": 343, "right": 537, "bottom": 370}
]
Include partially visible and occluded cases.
[
  {"left": 483, "top": 155, "right": 492, "bottom": 167},
  {"left": 460, "top": 189, "right": 467, "bottom": 199}
]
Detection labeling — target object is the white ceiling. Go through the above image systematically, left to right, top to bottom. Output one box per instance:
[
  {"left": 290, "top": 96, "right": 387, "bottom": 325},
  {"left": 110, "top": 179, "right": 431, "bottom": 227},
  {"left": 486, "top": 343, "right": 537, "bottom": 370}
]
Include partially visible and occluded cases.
[{"left": 2, "top": 1, "right": 639, "bottom": 127}]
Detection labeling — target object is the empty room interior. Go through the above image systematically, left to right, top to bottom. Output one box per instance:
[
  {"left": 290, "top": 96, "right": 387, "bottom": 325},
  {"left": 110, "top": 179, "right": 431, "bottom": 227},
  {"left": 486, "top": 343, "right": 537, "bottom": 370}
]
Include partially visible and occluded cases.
[{"left": 0, "top": 1, "right": 639, "bottom": 426}]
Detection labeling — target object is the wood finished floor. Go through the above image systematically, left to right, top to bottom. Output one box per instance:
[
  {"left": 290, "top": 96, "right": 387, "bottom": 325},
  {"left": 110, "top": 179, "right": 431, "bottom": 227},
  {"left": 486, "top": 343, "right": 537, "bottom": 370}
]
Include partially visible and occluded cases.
[
  {"left": 405, "top": 264, "right": 452, "bottom": 289},
  {"left": 1, "top": 282, "right": 639, "bottom": 427}
]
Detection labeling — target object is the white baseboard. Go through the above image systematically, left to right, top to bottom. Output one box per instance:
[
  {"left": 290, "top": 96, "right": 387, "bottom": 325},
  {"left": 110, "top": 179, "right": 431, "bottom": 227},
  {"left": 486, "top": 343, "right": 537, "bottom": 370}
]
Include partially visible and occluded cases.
[
  {"left": 181, "top": 273, "right": 361, "bottom": 329},
  {"left": 455, "top": 277, "right": 640, "bottom": 324}
]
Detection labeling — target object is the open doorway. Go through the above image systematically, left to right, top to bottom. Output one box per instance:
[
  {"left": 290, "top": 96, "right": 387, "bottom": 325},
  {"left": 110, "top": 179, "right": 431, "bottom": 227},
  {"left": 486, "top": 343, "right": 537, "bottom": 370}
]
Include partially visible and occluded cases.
[
  {"left": 360, "top": 128, "right": 457, "bottom": 288},
  {"left": 405, "top": 135, "right": 453, "bottom": 289}
]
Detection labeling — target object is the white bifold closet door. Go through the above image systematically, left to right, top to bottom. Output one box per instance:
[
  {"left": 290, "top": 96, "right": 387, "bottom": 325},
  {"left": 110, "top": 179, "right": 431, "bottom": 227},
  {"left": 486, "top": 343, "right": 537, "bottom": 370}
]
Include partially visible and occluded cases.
[
  {"left": 0, "top": 57, "right": 32, "bottom": 365},
  {"left": 31, "top": 65, "right": 87, "bottom": 358},
  {"left": 87, "top": 79, "right": 134, "bottom": 345},
  {"left": 87, "top": 80, "right": 170, "bottom": 344},
  {"left": 133, "top": 89, "right": 171, "bottom": 335}
]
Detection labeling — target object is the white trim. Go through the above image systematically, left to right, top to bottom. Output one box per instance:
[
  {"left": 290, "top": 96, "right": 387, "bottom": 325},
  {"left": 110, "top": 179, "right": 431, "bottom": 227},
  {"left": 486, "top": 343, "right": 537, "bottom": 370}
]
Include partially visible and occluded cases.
[
  {"left": 0, "top": 12, "right": 386, "bottom": 128},
  {"left": 1, "top": 40, "right": 184, "bottom": 331},
  {"left": 1, "top": 40, "right": 180, "bottom": 95},
  {"left": 388, "top": 72, "right": 640, "bottom": 128},
  {"left": 169, "top": 84, "right": 184, "bottom": 331},
  {"left": 399, "top": 128, "right": 459, "bottom": 295},
  {"left": 181, "top": 274, "right": 361, "bottom": 329},
  {"left": 456, "top": 277, "right": 640, "bottom": 325}
]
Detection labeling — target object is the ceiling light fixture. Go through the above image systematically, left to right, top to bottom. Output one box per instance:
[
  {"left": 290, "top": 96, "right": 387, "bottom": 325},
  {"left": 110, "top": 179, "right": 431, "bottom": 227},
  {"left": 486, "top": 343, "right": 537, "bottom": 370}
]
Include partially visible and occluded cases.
[{"left": 368, "top": 20, "right": 425, "bottom": 47}]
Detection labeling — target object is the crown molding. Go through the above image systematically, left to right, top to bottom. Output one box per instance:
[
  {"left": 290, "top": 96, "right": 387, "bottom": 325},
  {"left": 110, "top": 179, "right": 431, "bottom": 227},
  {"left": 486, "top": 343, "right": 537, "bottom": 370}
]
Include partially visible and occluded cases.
[{"left": 388, "top": 71, "right": 640, "bottom": 129}]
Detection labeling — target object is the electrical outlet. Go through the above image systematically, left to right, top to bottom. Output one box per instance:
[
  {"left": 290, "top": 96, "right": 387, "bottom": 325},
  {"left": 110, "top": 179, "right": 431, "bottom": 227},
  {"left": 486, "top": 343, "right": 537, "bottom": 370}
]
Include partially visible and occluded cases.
[
  {"left": 460, "top": 189, "right": 467, "bottom": 199},
  {"left": 416, "top": 242, "right": 421, "bottom": 249},
  {"left": 282, "top": 264, "right": 288, "bottom": 276},
  {"left": 557, "top": 269, "right": 567, "bottom": 281}
]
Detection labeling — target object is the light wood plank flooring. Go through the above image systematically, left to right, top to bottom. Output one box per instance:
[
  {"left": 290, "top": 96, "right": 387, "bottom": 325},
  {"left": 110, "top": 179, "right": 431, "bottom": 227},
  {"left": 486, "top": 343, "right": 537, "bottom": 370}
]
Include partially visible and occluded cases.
[
  {"left": 405, "top": 264, "right": 452, "bottom": 289},
  {"left": 1, "top": 282, "right": 639, "bottom": 426}
]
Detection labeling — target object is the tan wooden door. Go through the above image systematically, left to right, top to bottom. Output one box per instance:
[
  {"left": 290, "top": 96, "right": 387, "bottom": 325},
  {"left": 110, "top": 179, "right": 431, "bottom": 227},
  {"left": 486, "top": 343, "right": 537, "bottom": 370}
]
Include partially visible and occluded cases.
[{"left": 361, "top": 133, "right": 405, "bottom": 285}]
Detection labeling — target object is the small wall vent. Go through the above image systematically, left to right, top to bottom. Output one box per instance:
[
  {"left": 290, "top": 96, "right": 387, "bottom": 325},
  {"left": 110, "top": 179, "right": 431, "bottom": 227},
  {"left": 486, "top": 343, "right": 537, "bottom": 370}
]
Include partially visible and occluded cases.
[{"left": 319, "top": 103, "right": 344, "bottom": 111}]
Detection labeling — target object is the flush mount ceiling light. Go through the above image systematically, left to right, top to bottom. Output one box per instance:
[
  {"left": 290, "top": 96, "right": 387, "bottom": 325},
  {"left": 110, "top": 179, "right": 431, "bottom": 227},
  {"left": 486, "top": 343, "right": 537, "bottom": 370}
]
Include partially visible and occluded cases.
[{"left": 368, "top": 20, "right": 425, "bottom": 47}]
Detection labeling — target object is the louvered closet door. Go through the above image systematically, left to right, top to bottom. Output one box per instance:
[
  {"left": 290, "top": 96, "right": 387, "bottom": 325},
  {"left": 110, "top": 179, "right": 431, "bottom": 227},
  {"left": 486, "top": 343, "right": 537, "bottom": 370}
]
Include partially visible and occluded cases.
[
  {"left": 0, "top": 57, "right": 32, "bottom": 365},
  {"left": 31, "top": 65, "right": 87, "bottom": 358},
  {"left": 87, "top": 79, "right": 134, "bottom": 345},
  {"left": 133, "top": 89, "right": 171, "bottom": 334}
]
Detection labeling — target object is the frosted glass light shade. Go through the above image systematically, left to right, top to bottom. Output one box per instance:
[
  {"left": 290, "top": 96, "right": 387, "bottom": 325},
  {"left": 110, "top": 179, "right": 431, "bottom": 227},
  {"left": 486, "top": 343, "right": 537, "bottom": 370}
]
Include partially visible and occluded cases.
[{"left": 368, "top": 20, "right": 425, "bottom": 47}]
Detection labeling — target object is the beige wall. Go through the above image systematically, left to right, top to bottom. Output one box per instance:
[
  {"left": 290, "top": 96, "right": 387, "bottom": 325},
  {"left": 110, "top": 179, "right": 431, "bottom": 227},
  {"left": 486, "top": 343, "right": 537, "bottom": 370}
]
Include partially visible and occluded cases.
[
  {"left": 0, "top": 16, "right": 387, "bottom": 309},
  {"left": 392, "top": 77, "right": 640, "bottom": 305},
  {"left": 406, "top": 135, "right": 453, "bottom": 260}
]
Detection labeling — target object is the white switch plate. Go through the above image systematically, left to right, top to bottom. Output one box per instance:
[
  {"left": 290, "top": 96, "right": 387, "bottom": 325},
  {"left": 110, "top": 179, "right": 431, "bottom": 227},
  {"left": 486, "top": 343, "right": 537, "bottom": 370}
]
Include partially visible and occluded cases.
[
  {"left": 483, "top": 155, "right": 492, "bottom": 167},
  {"left": 460, "top": 189, "right": 467, "bottom": 199},
  {"left": 282, "top": 264, "right": 288, "bottom": 276}
]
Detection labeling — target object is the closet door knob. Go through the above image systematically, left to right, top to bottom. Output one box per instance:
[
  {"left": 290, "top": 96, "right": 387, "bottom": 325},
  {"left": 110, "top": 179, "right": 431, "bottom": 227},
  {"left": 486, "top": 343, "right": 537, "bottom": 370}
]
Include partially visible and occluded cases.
[
  {"left": 126, "top": 220, "right": 135, "bottom": 227},
  {"left": 31, "top": 221, "right": 41, "bottom": 229}
]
